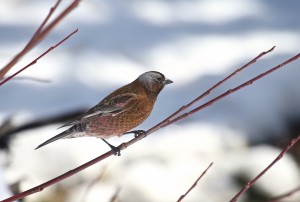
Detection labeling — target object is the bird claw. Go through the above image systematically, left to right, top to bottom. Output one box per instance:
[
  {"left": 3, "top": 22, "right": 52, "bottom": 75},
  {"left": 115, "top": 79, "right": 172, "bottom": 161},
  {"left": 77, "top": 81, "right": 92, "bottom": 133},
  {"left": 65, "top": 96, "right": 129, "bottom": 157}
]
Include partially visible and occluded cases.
[
  {"left": 101, "top": 130, "right": 146, "bottom": 156},
  {"left": 124, "top": 130, "right": 146, "bottom": 138},
  {"left": 133, "top": 130, "right": 146, "bottom": 138},
  {"left": 101, "top": 138, "right": 121, "bottom": 156},
  {"left": 111, "top": 146, "right": 121, "bottom": 156}
]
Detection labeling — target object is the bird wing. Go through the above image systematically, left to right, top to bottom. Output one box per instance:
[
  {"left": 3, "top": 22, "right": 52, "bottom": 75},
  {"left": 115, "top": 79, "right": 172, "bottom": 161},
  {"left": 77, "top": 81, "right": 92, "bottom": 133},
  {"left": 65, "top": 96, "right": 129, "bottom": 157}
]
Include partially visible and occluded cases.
[{"left": 59, "top": 93, "right": 137, "bottom": 128}]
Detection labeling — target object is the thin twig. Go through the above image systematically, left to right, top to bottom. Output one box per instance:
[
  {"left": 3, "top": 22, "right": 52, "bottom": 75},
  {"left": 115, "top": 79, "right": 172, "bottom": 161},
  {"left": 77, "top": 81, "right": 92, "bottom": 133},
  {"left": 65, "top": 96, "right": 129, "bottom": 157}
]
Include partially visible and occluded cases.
[
  {"left": 0, "top": 0, "right": 80, "bottom": 79},
  {"left": 0, "top": 0, "right": 61, "bottom": 79},
  {"left": 29, "top": 0, "right": 62, "bottom": 43},
  {"left": 37, "top": 0, "right": 80, "bottom": 43},
  {"left": 0, "top": 29, "right": 78, "bottom": 86},
  {"left": 147, "top": 46, "right": 276, "bottom": 134},
  {"left": 2, "top": 50, "right": 299, "bottom": 202},
  {"left": 156, "top": 53, "right": 300, "bottom": 130},
  {"left": 229, "top": 134, "right": 300, "bottom": 202},
  {"left": 1, "top": 150, "right": 114, "bottom": 202},
  {"left": 177, "top": 162, "right": 213, "bottom": 202},
  {"left": 268, "top": 185, "right": 300, "bottom": 202}
]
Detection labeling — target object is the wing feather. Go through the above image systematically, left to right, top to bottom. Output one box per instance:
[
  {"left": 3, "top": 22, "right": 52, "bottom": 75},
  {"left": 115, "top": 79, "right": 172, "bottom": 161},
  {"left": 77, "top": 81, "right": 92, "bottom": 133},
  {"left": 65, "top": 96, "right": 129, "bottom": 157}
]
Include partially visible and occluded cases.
[{"left": 59, "top": 93, "right": 136, "bottom": 128}]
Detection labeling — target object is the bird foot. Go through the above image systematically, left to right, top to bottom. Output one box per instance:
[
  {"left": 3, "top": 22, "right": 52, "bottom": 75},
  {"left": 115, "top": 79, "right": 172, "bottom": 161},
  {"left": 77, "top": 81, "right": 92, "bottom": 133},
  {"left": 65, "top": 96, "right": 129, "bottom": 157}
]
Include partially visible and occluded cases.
[
  {"left": 124, "top": 130, "right": 146, "bottom": 138},
  {"left": 134, "top": 130, "right": 146, "bottom": 138},
  {"left": 101, "top": 138, "right": 121, "bottom": 156},
  {"left": 110, "top": 146, "right": 121, "bottom": 156}
]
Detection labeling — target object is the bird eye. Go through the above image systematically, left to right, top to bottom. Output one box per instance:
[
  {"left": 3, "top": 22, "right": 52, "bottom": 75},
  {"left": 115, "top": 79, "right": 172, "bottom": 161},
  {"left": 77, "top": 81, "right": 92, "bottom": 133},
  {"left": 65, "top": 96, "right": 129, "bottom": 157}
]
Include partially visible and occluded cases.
[{"left": 156, "top": 77, "right": 162, "bottom": 82}]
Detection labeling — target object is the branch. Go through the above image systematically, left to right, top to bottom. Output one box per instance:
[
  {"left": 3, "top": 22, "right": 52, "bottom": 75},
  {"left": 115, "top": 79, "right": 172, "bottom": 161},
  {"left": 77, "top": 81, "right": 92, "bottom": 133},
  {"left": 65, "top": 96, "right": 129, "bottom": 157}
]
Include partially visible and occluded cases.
[
  {"left": 0, "top": 0, "right": 80, "bottom": 79},
  {"left": 0, "top": 29, "right": 78, "bottom": 86},
  {"left": 150, "top": 46, "right": 276, "bottom": 132},
  {"left": 2, "top": 48, "right": 299, "bottom": 202},
  {"left": 157, "top": 52, "right": 300, "bottom": 130},
  {"left": 229, "top": 134, "right": 300, "bottom": 202},
  {"left": 1, "top": 150, "right": 114, "bottom": 202},
  {"left": 177, "top": 162, "right": 213, "bottom": 202},
  {"left": 268, "top": 186, "right": 300, "bottom": 202}
]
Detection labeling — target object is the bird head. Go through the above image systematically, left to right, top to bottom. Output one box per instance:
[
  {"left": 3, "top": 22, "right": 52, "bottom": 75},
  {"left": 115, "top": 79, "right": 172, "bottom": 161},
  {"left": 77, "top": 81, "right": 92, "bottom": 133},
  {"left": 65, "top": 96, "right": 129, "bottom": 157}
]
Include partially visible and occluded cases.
[{"left": 138, "top": 71, "right": 173, "bottom": 96}]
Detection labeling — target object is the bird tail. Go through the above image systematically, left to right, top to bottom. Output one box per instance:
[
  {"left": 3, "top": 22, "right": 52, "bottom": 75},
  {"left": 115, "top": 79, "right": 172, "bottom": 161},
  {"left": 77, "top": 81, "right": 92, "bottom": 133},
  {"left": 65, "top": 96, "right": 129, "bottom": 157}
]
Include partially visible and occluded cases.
[{"left": 35, "top": 126, "right": 80, "bottom": 150}]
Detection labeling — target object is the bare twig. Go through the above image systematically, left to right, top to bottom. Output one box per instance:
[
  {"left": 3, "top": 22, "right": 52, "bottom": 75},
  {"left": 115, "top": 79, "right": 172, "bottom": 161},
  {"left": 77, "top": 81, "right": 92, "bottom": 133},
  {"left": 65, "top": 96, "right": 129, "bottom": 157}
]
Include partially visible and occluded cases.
[
  {"left": 0, "top": 0, "right": 80, "bottom": 79},
  {"left": 0, "top": 0, "right": 61, "bottom": 78},
  {"left": 37, "top": 0, "right": 80, "bottom": 43},
  {"left": 0, "top": 29, "right": 78, "bottom": 86},
  {"left": 149, "top": 46, "right": 276, "bottom": 132},
  {"left": 2, "top": 49, "right": 299, "bottom": 202},
  {"left": 155, "top": 53, "right": 300, "bottom": 130},
  {"left": 229, "top": 134, "right": 300, "bottom": 202},
  {"left": 1, "top": 150, "right": 114, "bottom": 202},
  {"left": 177, "top": 162, "right": 213, "bottom": 202},
  {"left": 268, "top": 185, "right": 300, "bottom": 202}
]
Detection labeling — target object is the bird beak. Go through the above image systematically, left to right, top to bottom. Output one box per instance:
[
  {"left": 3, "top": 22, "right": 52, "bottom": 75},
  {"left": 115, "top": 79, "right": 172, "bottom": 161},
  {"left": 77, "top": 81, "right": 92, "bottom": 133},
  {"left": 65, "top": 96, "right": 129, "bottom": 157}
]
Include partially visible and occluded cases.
[{"left": 164, "top": 78, "right": 173, "bottom": 85}]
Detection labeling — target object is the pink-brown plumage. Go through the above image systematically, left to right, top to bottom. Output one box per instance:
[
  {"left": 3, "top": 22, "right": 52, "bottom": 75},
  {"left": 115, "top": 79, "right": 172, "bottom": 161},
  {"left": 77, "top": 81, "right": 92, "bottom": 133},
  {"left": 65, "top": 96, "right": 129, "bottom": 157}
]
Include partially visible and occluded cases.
[{"left": 35, "top": 71, "right": 172, "bottom": 150}]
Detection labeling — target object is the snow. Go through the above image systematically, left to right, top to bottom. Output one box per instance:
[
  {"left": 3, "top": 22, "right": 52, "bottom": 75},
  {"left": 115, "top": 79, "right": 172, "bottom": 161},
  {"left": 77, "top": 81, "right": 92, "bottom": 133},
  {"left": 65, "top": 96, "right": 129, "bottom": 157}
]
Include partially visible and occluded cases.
[{"left": 1, "top": 0, "right": 300, "bottom": 201}]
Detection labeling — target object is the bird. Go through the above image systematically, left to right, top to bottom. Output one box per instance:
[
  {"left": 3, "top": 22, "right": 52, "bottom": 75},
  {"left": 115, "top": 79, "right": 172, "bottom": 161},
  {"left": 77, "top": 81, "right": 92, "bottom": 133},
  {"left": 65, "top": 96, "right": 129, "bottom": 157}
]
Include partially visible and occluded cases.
[{"left": 35, "top": 71, "right": 173, "bottom": 155}]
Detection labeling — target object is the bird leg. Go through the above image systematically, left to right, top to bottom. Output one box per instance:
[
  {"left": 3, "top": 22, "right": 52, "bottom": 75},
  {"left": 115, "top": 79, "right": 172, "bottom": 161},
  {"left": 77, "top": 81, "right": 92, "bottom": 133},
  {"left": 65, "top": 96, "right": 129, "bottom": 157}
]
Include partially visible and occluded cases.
[
  {"left": 101, "top": 130, "right": 146, "bottom": 155},
  {"left": 123, "top": 130, "right": 146, "bottom": 138},
  {"left": 101, "top": 138, "right": 121, "bottom": 156}
]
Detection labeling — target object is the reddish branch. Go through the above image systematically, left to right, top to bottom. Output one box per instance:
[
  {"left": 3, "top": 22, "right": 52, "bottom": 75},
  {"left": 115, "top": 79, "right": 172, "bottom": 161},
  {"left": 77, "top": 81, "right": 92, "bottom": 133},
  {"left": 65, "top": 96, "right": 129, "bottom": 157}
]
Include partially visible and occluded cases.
[
  {"left": 0, "top": 0, "right": 80, "bottom": 80},
  {"left": 0, "top": 29, "right": 78, "bottom": 86},
  {"left": 147, "top": 46, "right": 275, "bottom": 133},
  {"left": 154, "top": 46, "right": 275, "bottom": 128},
  {"left": 1, "top": 48, "right": 300, "bottom": 202},
  {"left": 157, "top": 53, "right": 300, "bottom": 130},
  {"left": 229, "top": 134, "right": 300, "bottom": 202},
  {"left": 177, "top": 162, "right": 213, "bottom": 202},
  {"left": 268, "top": 186, "right": 300, "bottom": 202}
]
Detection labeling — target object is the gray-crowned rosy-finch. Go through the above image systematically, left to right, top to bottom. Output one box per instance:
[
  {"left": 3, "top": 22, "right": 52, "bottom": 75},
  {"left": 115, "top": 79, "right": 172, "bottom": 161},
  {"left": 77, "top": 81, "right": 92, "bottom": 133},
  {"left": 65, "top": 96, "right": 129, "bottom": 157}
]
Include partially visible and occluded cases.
[{"left": 35, "top": 71, "right": 172, "bottom": 155}]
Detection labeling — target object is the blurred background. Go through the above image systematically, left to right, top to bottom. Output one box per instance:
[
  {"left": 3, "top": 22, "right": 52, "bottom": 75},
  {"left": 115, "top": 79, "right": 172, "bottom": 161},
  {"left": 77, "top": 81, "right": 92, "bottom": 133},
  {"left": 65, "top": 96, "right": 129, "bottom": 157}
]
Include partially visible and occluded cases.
[{"left": 0, "top": 0, "right": 300, "bottom": 201}]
